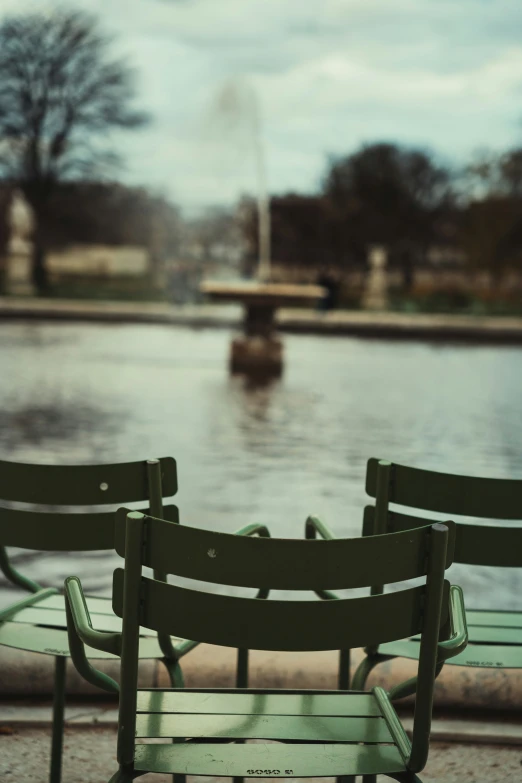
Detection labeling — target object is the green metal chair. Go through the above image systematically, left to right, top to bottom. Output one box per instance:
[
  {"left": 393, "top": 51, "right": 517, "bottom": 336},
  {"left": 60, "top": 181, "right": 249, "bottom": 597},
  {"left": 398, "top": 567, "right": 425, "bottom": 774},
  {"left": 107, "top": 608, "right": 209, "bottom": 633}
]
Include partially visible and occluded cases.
[
  {"left": 0, "top": 457, "right": 191, "bottom": 783},
  {"left": 351, "top": 458, "right": 522, "bottom": 690},
  {"left": 65, "top": 509, "right": 467, "bottom": 782}
]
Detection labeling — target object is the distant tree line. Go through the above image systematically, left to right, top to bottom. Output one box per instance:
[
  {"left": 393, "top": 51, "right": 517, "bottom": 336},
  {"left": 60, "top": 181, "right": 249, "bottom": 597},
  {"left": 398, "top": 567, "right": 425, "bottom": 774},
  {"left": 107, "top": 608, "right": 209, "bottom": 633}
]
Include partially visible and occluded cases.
[
  {"left": 2, "top": 6, "right": 522, "bottom": 305},
  {"left": 4, "top": 9, "right": 522, "bottom": 308},
  {"left": 241, "top": 142, "right": 522, "bottom": 291},
  {"left": 0, "top": 179, "right": 179, "bottom": 258},
  {"left": 43, "top": 182, "right": 180, "bottom": 253}
]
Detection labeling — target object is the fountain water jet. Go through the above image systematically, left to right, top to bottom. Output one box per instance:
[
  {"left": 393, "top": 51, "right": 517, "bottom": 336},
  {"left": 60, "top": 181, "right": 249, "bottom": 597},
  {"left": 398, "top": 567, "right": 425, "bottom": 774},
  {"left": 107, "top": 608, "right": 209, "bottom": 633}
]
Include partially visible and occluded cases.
[{"left": 200, "top": 81, "right": 324, "bottom": 375}]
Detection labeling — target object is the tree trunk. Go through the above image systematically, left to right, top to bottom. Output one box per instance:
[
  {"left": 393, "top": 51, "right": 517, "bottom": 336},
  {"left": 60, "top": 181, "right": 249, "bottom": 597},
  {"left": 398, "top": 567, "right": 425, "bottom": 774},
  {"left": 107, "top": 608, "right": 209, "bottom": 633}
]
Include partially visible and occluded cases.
[
  {"left": 400, "top": 243, "right": 416, "bottom": 294},
  {"left": 0, "top": 253, "right": 6, "bottom": 295},
  {"left": 489, "top": 266, "right": 506, "bottom": 297}
]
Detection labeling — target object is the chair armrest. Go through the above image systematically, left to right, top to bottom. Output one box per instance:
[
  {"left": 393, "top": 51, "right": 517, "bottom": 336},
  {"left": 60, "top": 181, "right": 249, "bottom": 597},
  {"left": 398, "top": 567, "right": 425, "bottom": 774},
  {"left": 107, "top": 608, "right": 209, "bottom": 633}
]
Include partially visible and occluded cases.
[
  {"left": 305, "top": 515, "right": 335, "bottom": 541},
  {"left": 305, "top": 516, "right": 338, "bottom": 600},
  {"left": 236, "top": 522, "right": 271, "bottom": 599},
  {"left": 235, "top": 523, "right": 271, "bottom": 539},
  {"left": 0, "top": 546, "right": 42, "bottom": 594},
  {"left": 64, "top": 576, "right": 120, "bottom": 694},
  {"left": 65, "top": 576, "right": 121, "bottom": 656},
  {"left": 438, "top": 585, "right": 468, "bottom": 660},
  {"left": 0, "top": 586, "right": 59, "bottom": 623},
  {"left": 388, "top": 586, "right": 468, "bottom": 702},
  {"left": 387, "top": 661, "right": 443, "bottom": 703}
]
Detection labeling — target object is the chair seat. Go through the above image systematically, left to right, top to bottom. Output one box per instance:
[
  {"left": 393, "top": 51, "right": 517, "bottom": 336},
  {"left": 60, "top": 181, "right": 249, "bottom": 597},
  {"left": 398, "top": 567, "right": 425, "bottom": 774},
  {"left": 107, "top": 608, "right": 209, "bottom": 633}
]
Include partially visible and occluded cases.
[
  {"left": 0, "top": 593, "right": 184, "bottom": 659},
  {"left": 379, "top": 609, "right": 522, "bottom": 668},
  {"left": 133, "top": 689, "right": 408, "bottom": 777}
]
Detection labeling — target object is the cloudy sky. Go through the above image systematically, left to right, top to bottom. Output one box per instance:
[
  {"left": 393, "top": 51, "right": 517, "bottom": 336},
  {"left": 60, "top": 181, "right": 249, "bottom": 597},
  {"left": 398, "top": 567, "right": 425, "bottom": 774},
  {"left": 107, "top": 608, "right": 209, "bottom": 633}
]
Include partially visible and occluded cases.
[{"left": 3, "top": 0, "right": 522, "bottom": 213}]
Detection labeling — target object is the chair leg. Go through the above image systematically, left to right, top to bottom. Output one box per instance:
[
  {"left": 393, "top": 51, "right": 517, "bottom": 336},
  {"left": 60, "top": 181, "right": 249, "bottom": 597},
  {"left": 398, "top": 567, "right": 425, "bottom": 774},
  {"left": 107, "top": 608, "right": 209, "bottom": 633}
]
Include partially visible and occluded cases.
[
  {"left": 236, "top": 648, "right": 249, "bottom": 688},
  {"left": 233, "top": 649, "right": 249, "bottom": 783},
  {"left": 338, "top": 649, "right": 351, "bottom": 689},
  {"left": 336, "top": 651, "right": 354, "bottom": 783},
  {"left": 351, "top": 654, "right": 381, "bottom": 690},
  {"left": 50, "top": 656, "right": 66, "bottom": 783},
  {"left": 164, "top": 657, "right": 185, "bottom": 688},
  {"left": 163, "top": 659, "right": 186, "bottom": 783},
  {"left": 108, "top": 768, "right": 145, "bottom": 782},
  {"left": 387, "top": 773, "right": 423, "bottom": 782},
  {"left": 362, "top": 776, "right": 376, "bottom": 783}
]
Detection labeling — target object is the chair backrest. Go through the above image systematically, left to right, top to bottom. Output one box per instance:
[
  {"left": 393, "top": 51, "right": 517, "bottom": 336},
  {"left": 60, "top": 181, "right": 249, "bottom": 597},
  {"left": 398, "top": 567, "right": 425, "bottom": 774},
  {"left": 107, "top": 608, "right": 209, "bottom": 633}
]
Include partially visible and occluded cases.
[
  {"left": 0, "top": 457, "right": 177, "bottom": 551},
  {"left": 365, "top": 458, "right": 522, "bottom": 568},
  {"left": 112, "top": 509, "right": 455, "bottom": 768},
  {"left": 113, "top": 512, "right": 454, "bottom": 651}
]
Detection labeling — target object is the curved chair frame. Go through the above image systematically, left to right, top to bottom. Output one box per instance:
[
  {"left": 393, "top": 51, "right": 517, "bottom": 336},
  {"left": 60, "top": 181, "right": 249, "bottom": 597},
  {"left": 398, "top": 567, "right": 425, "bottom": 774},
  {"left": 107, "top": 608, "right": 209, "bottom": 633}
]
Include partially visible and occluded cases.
[
  {"left": 0, "top": 457, "right": 196, "bottom": 782},
  {"left": 312, "top": 457, "right": 522, "bottom": 696},
  {"left": 359, "top": 458, "right": 522, "bottom": 688},
  {"left": 65, "top": 510, "right": 467, "bottom": 782}
]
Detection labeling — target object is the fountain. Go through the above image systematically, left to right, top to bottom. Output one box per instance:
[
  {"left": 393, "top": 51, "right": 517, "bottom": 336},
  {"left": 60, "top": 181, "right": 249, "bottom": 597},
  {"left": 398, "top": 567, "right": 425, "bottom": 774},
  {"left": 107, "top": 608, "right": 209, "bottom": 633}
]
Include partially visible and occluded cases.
[{"left": 200, "top": 81, "right": 324, "bottom": 375}]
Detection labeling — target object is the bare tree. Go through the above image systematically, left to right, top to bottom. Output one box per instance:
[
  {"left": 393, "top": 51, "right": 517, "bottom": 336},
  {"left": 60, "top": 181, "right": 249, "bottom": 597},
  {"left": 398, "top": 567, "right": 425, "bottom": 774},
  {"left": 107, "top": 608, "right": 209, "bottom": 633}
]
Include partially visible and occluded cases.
[
  {"left": 0, "top": 8, "right": 148, "bottom": 292},
  {"left": 323, "top": 143, "right": 454, "bottom": 288},
  {"left": 462, "top": 148, "right": 522, "bottom": 200}
]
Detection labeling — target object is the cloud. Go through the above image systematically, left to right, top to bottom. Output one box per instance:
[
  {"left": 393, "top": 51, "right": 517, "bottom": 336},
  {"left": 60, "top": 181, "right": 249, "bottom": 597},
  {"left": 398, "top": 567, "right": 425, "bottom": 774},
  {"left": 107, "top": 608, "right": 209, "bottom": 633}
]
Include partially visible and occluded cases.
[{"left": 2, "top": 0, "right": 522, "bottom": 210}]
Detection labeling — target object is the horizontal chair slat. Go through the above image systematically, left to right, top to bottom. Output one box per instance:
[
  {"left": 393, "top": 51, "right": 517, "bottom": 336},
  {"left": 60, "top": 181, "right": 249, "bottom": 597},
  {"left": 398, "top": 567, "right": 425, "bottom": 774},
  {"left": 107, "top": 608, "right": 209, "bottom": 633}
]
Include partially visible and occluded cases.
[
  {"left": 0, "top": 457, "right": 177, "bottom": 505},
  {"left": 366, "top": 457, "right": 522, "bottom": 519},
  {"left": 0, "top": 504, "right": 178, "bottom": 551},
  {"left": 0, "top": 507, "right": 114, "bottom": 550},
  {"left": 365, "top": 507, "right": 522, "bottom": 568},
  {"left": 115, "top": 511, "right": 452, "bottom": 589},
  {"left": 113, "top": 571, "right": 447, "bottom": 651},
  {"left": 38, "top": 594, "right": 115, "bottom": 615},
  {"left": 10, "top": 604, "right": 162, "bottom": 637},
  {"left": 10, "top": 606, "right": 125, "bottom": 633},
  {"left": 465, "top": 610, "right": 522, "bottom": 629},
  {"left": 0, "top": 619, "right": 170, "bottom": 659},
  {"left": 410, "top": 625, "right": 522, "bottom": 644},
  {"left": 466, "top": 626, "right": 522, "bottom": 645},
  {"left": 377, "top": 639, "right": 522, "bottom": 668},
  {"left": 446, "top": 643, "right": 522, "bottom": 669},
  {"left": 136, "top": 690, "right": 382, "bottom": 717},
  {"left": 135, "top": 712, "right": 393, "bottom": 743},
  {"left": 134, "top": 741, "right": 407, "bottom": 778}
]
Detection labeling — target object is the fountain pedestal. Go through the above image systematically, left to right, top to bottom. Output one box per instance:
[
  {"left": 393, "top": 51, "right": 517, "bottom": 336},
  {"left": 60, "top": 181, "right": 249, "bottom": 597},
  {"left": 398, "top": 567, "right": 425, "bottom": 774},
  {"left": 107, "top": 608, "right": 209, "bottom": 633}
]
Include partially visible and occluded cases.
[{"left": 201, "top": 281, "right": 324, "bottom": 375}]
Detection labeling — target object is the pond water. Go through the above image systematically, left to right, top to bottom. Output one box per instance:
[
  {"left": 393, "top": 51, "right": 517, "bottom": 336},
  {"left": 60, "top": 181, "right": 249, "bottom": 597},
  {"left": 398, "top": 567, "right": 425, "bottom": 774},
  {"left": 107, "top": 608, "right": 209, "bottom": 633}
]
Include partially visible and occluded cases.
[{"left": 0, "top": 321, "right": 521, "bottom": 609}]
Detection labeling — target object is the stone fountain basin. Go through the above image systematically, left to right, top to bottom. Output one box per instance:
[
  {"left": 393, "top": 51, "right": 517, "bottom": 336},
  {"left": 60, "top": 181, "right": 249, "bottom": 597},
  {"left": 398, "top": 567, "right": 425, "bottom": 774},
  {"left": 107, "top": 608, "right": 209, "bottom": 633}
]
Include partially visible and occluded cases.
[{"left": 200, "top": 280, "right": 325, "bottom": 307}]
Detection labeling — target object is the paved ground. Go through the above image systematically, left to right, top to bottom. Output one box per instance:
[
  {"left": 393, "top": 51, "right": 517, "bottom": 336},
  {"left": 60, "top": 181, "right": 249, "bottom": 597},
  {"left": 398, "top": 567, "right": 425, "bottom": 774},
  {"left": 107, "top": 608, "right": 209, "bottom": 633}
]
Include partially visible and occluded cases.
[{"left": 1, "top": 725, "right": 521, "bottom": 782}]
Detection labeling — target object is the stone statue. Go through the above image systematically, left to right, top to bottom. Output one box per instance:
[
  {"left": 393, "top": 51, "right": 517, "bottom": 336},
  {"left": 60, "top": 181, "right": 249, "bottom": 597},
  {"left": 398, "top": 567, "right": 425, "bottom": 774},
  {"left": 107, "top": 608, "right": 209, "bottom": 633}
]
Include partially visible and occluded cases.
[
  {"left": 6, "top": 190, "right": 35, "bottom": 295},
  {"left": 8, "top": 190, "right": 33, "bottom": 251},
  {"left": 362, "top": 245, "right": 389, "bottom": 311}
]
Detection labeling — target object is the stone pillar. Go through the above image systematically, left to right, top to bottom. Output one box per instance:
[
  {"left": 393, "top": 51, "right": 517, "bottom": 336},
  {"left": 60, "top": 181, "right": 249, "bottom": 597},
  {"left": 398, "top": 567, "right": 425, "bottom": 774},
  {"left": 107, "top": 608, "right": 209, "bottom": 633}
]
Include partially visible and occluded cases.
[{"left": 362, "top": 245, "right": 389, "bottom": 311}]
